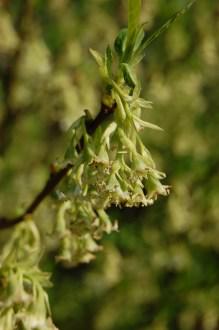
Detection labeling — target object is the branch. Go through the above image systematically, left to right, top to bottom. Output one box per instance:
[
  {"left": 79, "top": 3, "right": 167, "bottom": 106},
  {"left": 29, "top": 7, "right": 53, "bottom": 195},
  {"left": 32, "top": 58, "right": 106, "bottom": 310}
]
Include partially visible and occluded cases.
[{"left": 0, "top": 102, "right": 115, "bottom": 230}]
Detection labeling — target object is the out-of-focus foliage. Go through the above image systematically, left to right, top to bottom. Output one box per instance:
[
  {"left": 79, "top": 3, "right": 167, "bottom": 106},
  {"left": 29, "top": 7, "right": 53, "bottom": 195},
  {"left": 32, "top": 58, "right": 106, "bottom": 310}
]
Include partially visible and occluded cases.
[{"left": 0, "top": 0, "right": 219, "bottom": 329}]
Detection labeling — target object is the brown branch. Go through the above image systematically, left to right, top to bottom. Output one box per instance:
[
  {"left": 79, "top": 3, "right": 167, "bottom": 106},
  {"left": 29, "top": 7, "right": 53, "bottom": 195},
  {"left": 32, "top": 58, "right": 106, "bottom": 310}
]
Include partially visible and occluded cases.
[
  {"left": 0, "top": 102, "right": 115, "bottom": 230},
  {"left": 0, "top": 163, "right": 72, "bottom": 229}
]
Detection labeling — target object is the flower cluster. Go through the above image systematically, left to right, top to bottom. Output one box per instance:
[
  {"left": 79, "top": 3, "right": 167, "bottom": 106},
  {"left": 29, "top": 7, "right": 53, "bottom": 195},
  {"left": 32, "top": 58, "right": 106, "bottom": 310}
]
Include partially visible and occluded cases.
[
  {"left": 54, "top": 27, "right": 169, "bottom": 266},
  {"left": 0, "top": 221, "right": 56, "bottom": 330}
]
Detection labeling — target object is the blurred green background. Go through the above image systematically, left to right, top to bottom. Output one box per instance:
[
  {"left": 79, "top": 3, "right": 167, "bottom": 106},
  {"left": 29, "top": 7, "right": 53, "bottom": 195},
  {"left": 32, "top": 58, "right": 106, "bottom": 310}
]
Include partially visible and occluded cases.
[{"left": 0, "top": 0, "right": 219, "bottom": 329}]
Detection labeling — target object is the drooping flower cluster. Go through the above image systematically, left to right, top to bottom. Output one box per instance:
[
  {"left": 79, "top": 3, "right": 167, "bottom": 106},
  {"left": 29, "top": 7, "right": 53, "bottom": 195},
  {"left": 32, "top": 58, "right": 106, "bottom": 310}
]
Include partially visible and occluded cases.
[
  {"left": 54, "top": 27, "right": 169, "bottom": 266},
  {"left": 0, "top": 221, "right": 57, "bottom": 330}
]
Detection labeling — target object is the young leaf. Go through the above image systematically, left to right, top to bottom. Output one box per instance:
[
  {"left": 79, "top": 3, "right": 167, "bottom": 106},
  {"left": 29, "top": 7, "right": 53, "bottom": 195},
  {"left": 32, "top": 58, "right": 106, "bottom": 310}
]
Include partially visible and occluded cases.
[
  {"left": 122, "top": 0, "right": 142, "bottom": 64},
  {"left": 128, "top": 0, "right": 141, "bottom": 41},
  {"left": 133, "top": 0, "right": 196, "bottom": 64},
  {"left": 133, "top": 26, "right": 145, "bottom": 52},
  {"left": 114, "top": 28, "right": 127, "bottom": 59},
  {"left": 105, "top": 45, "right": 113, "bottom": 77},
  {"left": 89, "top": 48, "right": 104, "bottom": 67},
  {"left": 90, "top": 48, "right": 109, "bottom": 80},
  {"left": 121, "top": 63, "right": 137, "bottom": 89},
  {"left": 114, "top": 93, "right": 126, "bottom": 121},
  {"left": 135, "top": 98, "right": 153, "bottom": 109},
  {"left": 132, "top": 114, "right": 163, "bottom": 131},
  {"left": 101, "top": 122, "right": 117, "bottom": 149}
]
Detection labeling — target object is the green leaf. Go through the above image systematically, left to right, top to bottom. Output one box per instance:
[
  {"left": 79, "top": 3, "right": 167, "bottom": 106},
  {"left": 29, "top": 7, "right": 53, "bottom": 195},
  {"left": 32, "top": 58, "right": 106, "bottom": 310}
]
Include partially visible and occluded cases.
[
  {"left": 121, "top": 0, "right": 142, "bottom": 64},
  {"left": 128, "top": 0, "right": 141, "bottom": 41},
  {"left": 134, "top": 0, "right": 196, "bottom": 64},
  {"left": 133, "top": 26, "right": 145, "bottom": 52},
  {"left": 114, "top": 28, "right": 127, "bottom": 58},
  {"left": 105, "top": 45, "right": 113, "bottom": 77},
  {"left": 89, "top": 48, "right": 104, "bottom": 67},
  {"left": 90, "top": 48, "right": 109, "bottom": 80},
  {"left": 121, "top": 63, "right": 137, "bottom": 89},
  {"left": 114, "top": 92, "right": 127, "bottom": 121},
  {"left": 135, "top": 98, "right": 153, "bottom": 109},
  {"left": 132, "top": 114, "right": 163, "bottom": 131},
  {"left": 101, "top": 122, "right": 117, "bottom": 149}
]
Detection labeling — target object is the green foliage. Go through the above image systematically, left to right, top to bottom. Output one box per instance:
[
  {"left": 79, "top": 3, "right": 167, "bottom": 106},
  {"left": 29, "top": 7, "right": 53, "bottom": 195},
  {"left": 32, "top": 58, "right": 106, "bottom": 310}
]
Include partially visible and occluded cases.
[
  {"left": 0, "top": 0, "right": 174, "bottom": 326},
  {"left": 1, "top": 0, "right": 218, "bottom": 329},
  {"left": 128, "top": 0, "right": 141, "bottom": 41},
  {"left": 136, "top": 0, "right": 197, "bottom": 61},
  {"left": 53, "top": 2, "right": 171, "bottom": 266}
]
